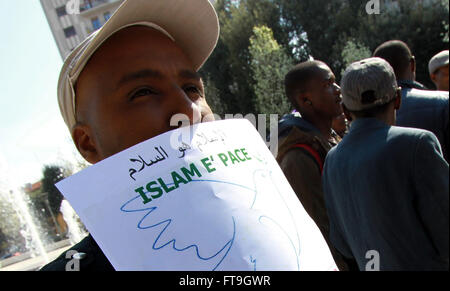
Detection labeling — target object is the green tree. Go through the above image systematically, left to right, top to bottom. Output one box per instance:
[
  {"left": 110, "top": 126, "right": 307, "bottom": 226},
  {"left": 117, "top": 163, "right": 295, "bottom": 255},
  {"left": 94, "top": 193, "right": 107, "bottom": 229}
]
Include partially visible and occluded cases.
[
  {"left": 201, "top": 0, "right": 291, "bottom": 115},
  {"left": 202, "top": 0, "right": 448, "bottom": 115},
  {"left": 276, "top": 0, "right": 449, "bottom": 87},
  {"left": 358, "top": 0, "right": 449, "bottom": 87},
  {"left": 441, "top": 0, "right": 449, "bottom": 43},
  {"left": 249, "top": 25, "right": 293, "bottom": 116},
  {"left": 340, "top": 39, "right": 372, "bottom": 74},
  {"left": 203, "top": 77, "right": 228, "bottom": 117},
  {"left": 41, "top": 165, "right": 66, "bottom": 216}
]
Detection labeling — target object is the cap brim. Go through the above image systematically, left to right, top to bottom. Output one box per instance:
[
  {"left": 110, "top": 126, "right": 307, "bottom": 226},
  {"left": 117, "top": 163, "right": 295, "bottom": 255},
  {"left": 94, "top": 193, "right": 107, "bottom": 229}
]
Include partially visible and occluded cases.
[
  {"left": 58, "top": 0, "right": 219, "bottom": 130},
  {"left": 429, "top": 51, "right": 449, "bottom": 74}
]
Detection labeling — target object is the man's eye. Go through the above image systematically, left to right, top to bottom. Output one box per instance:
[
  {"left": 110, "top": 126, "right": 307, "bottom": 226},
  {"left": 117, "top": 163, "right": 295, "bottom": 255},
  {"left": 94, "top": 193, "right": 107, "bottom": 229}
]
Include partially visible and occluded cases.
[
  {"left": 184, "top": 85, "right": 203, "bottom": 97},
  {"left": 130, "top": 87, "right": 158, "bottom": 100}
]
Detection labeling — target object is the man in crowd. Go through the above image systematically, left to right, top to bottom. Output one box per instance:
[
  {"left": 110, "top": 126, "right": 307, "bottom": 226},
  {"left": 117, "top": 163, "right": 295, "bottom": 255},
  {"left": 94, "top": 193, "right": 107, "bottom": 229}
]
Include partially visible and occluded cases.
[
  {"left": 41, "top": 0, "right": 219, "bottom": 271},
  {"left": 374, "top": 40, "right": 449, "bottom": 161},
  {"left": 429, "top": 50, "right": 449, "bottom": 92},
  {"left": 322, "top": 57, "right": 449, "bottom": 271},
  {"left": 277, "top": 61, "right": 355, "bottom": 270},
  {"left": 332, "top": 113, "right": 349, "bottom": 138}
]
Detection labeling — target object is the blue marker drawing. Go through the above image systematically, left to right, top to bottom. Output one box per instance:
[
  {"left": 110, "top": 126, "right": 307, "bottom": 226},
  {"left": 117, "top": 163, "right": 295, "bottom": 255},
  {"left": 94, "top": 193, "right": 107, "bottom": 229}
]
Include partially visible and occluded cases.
[
  {"left": 120, "top": 169, "right": 301, "bottom": 270},
  {"left": 251, "top": 169, "right": 301, "bottom": 270},
  {"left": 120, "top": 192, "right": 235, "bottom": 271},
  {"left": 250, "top": 255, "right": 257, "bottom": 271}
]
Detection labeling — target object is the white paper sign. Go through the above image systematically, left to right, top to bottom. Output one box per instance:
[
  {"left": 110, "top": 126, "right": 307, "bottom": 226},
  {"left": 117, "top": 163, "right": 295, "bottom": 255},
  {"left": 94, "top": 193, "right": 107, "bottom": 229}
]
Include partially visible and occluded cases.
[{"left": 57, "top": 119, "right": 337, "bottom": 271}]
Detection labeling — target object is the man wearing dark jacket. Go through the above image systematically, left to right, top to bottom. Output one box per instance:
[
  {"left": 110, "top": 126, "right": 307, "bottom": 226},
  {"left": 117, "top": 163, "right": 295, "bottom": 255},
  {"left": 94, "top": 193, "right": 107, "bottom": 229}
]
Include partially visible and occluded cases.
[
  {"left": 41, "top": 0, "right": 218, "bottom": 271},
  {"left": 373, "top": 40, "right": 449, "bottom": 161},
  {"left": 323, "top": 57, "right": 449, "bottom": 271},
  {"left": 277, "top": 61, "right": 355, "bottom": 271}
]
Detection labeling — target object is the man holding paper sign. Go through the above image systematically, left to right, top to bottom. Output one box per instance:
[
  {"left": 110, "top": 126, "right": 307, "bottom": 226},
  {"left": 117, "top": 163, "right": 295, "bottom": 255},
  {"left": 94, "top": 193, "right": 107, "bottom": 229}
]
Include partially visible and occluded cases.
[{"left": 41, "top": 0, "right": 337, "bottom": 271}]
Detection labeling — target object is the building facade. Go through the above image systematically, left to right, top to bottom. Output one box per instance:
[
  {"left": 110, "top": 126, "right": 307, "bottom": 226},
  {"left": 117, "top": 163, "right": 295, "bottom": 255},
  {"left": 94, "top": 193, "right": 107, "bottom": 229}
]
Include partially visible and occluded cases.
[
  {"left": 40, "top": 0, "right": 124, "bottom": 60},
  {"left": 41, "top": 0, "right": 217, "bottom": 60}
]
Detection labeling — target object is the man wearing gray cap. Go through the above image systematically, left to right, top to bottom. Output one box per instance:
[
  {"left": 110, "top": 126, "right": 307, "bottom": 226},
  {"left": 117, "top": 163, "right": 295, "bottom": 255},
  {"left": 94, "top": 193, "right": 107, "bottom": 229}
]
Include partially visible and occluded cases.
[
  {"left": 41, "top": 0, "right": 219, "bottom": 271},
  {"left": 373, "top": 40, "right": 449, "bottom": 162},
  {"left": 429, "top": 50, "right": 449, "bottom": 92},
  {"left": 322, "top": 57, "right": 449, "bottom": 271}
]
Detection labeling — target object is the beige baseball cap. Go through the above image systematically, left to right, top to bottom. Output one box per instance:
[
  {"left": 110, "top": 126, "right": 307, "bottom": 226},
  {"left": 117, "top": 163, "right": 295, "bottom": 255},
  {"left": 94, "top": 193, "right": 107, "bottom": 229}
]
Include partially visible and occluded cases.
[
  {"left": 58, "top": 0, "right": 219, "bottom": 131},
  {"left": 428, "top": 50, "right": 449, "bottom": 75},
  {"left": 341, "top": 57, "right": 399, "bottom": 111}
]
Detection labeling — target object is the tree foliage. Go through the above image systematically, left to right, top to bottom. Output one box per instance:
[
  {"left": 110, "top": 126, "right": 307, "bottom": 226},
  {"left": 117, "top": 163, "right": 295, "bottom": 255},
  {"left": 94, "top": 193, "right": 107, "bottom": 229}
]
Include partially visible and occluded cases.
[
  {"left": 201, "top": 0, "right": 449, "bottom": 110},
  {"left": 201, "top": 0, "right": 291, "bottom": 116},
  {"left": 275, "top": 0, "right": 449, "bottom": 87},
  {"left": 441, "top": 0, "right": 449, "bottom": 43},
  {"left": 249, "top": 25, "right": 293, "bottom": 116},
  {"left": 340, "top": 39, "right": 372, "bottom": 74},
  {"left": 41, "top": 165, "right": 67, "bottom": 215}
]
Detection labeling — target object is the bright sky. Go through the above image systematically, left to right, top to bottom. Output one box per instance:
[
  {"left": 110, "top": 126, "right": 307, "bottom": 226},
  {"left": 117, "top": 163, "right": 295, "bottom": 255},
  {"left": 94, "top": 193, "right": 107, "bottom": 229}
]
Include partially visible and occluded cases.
[{"left": 0, "top": 1, "right": 82, "bottom": 190}]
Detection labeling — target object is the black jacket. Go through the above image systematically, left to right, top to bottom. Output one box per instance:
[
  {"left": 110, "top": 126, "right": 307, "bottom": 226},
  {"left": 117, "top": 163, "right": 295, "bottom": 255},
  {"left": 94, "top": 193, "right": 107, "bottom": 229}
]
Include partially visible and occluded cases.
[{"left": 40, "top": 235, "right": 114, "bottom": 271}]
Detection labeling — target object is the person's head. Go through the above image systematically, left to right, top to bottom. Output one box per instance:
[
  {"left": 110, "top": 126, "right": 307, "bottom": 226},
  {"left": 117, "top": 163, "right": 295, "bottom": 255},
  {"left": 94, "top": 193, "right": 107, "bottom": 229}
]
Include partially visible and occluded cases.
[
  {"left": 57, "top": 0, "right": 219, "bottom": 164},
  {"left": 373, "top": 40, "right": 415, "bottom": 81},
  {"left": 429, "top": 50, "right": 449, "bottom": 91},
  {"left": 341, "top": 57, "right": 402, "bottom": 126},
  {"left": 284, "top": 61, "right": 343, "bottom": 123},
  {"left": 332, "top": 112, "right": 348, "bottom": 137}
]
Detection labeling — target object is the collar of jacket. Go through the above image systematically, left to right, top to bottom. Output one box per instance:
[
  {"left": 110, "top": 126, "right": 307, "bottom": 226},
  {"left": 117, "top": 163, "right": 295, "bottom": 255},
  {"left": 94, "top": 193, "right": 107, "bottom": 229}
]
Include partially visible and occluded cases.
[
  {"left": 398, "top": 80, "right": 427, "bottom": 90},
  {"left": 277, "top": 115, "right": 339, "bottom": 162},
  {"left": 348, "top": 118, "right": 389, "bottom": 135}
]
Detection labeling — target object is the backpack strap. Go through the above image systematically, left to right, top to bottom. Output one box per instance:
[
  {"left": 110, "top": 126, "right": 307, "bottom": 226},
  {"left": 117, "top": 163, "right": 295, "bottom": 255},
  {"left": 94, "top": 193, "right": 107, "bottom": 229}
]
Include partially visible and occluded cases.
[{"left": 289, "top": 144, "right": 324, "bottom": 175}]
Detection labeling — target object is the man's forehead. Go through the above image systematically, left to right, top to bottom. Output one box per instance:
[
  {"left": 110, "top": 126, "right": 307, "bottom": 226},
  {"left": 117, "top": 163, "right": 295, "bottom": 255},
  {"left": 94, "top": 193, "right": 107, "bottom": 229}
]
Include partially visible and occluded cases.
[
  {"left": 75, "top": 26, "right": 199, "bottom": 107},
  {"left": 79, "top": 26, "right": 196, "bottom": 81},
  {"left": 91, "top": 26, "right": 181, "bottom": 61},
  {"left": 306, "top": 63, "right": 334, "bottom": 83},
  {"left": 316, "top": 63, "right": 334, "bottom": 78}
]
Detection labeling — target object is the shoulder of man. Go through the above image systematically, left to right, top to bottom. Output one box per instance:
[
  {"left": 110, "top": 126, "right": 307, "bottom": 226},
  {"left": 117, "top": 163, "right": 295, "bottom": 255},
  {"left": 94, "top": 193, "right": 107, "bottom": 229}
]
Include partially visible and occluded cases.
[
  {"left": 398, "top": 88, "right": 449, "bottom": 131},
  {"left": 403, "top": 88, "right": 449, "bottom": 104},
  {"left": 278, "top": 115, "right": 330, "bottom": 160},
  {"left": 326, "top": 123, "right": 430, "bottom": 159},
  {"left": 388, "top": 124, "right": 437, "bottom": 141},
  {"left": 383, "top": 125, "right": 447, "bottom": 161},
  {"left": 278, "top": 127, "right": 329, "bottom": 172},
  {"left": 413, "top": 128, "right": 445, "bottom": 154},
  {"left": 40, "top": 235, "right": 115, "bottom": 271}
]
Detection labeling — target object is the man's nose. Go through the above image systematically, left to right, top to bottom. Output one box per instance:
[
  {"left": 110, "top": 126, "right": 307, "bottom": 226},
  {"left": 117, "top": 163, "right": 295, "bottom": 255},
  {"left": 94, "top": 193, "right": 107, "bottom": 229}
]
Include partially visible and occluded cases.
[
  {"left": 334, "top": 83, "right": 341, "bottom": 94},
  {"left": 334, "top": 83, "right": 342, "bottom": 98},
  {"left": 168, "top": 87, "right": 201, "bottom": 128}
]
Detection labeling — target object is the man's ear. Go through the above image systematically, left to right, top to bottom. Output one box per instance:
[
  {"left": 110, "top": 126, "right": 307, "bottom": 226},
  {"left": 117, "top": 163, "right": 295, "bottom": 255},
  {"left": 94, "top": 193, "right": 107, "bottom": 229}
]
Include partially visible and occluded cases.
[
  {"left": 410, "top": 56, "right": 416, "bottom": 74},
  {"left": 430, "top": 72, "right": 437, "bottom": 84},
  {"left": 394, "top": 88, "right": 402, "bottom": 110},
  {"left": 296, "top": 91, "right": 312, "bottom": 107},
  {"left": 72, "top": 123, "right": 101, "bottom": 164}
]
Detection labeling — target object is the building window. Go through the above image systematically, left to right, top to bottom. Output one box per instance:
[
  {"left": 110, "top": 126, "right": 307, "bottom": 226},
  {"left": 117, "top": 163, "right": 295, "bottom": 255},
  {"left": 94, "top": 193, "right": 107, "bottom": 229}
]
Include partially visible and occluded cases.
[
  {"left": 55, "top": 5, "right": 67, "bottom": 17},
  {"left": 104, "top": 11, "right": 112, "bottom": 22},
  {"left": 91, "top": 17, "right": 102, "bottom": 31},
  {"left": 63, "top": 26, "right": 77, "bottom": 38}
]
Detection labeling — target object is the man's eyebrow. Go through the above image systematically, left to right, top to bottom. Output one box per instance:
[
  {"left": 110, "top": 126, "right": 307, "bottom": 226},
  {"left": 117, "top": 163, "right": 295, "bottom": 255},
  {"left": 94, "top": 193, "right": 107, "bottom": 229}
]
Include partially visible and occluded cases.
[
  {"left": 118, "top": 69, "right": 163, "bottom": 86},
  {"left": 179, "top": 70, "right": 202, "bottom": 81},
  {"left": 325, "top": 73, "right": 335, "bottom": 82}
]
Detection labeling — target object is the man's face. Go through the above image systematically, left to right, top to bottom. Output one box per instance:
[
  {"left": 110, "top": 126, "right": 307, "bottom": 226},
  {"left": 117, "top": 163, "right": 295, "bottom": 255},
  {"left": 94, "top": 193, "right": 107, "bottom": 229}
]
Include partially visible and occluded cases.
[
  {"left": 74, "top": 26, "right": 213, "bottom": 164},
  {"left": 304, "top": 64, "right": 343, "bottom": 118},
  {"left": 432, "top": 65, "right": 449, "bottom": 91},
  {"left": 332, "top": 112, "right": 347, "bottom": 135}
]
